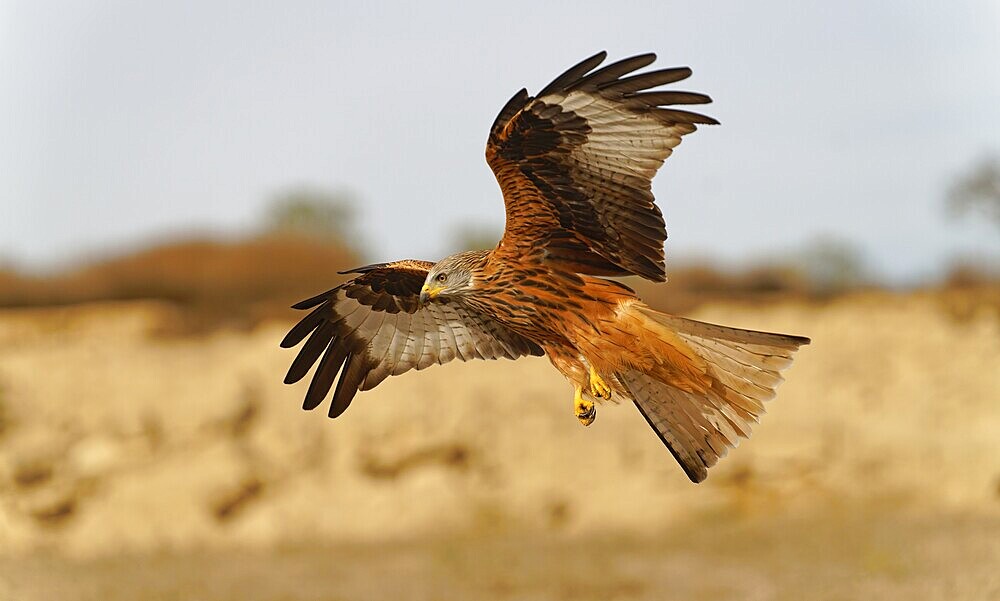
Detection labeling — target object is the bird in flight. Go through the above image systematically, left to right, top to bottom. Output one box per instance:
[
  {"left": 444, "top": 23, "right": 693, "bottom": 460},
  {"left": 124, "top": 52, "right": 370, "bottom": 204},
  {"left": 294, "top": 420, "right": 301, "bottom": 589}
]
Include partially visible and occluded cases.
[{"left": 281, "top": 51, "right": 809, "bottom": 483}]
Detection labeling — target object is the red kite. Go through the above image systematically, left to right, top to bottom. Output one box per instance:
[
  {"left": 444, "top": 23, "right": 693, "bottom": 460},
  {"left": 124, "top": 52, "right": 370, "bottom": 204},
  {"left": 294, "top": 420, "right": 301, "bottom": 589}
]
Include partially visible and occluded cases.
[{"left": 282, "top": 52, "right": 809, "bottom": 482}]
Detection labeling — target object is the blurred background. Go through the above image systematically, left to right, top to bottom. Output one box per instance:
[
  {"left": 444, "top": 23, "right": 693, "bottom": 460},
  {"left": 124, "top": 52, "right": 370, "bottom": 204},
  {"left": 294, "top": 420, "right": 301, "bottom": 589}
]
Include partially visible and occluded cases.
[{"left": 1, "top": 2, "right": 998, "bottom": 600}]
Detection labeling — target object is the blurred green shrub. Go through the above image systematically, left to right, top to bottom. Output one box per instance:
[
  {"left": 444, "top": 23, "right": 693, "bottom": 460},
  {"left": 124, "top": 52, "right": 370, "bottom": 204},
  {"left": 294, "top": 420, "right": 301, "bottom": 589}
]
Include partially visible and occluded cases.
[{"left": 948, "top": 156, "right": 1000, "bottom": 228}]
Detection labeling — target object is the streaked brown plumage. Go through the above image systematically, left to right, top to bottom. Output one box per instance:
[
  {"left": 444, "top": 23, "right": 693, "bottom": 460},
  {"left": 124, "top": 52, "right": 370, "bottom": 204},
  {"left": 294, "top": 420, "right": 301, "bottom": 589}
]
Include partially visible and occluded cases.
[{"left": 282, "top": 51, "right": 810, "bottom": 482}]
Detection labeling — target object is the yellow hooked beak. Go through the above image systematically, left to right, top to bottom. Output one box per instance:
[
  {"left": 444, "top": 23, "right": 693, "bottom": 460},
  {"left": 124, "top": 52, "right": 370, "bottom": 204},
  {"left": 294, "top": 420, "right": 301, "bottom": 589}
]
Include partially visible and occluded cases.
[{"left": 419, "top": 284, "right": 444, "bottom": 304}]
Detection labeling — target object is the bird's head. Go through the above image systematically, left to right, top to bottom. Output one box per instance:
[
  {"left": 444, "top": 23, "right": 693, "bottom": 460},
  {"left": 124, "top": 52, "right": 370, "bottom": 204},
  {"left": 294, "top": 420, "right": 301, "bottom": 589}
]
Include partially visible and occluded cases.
[{"left": 420, "top": 250, "right": 486, "bottom": 304}]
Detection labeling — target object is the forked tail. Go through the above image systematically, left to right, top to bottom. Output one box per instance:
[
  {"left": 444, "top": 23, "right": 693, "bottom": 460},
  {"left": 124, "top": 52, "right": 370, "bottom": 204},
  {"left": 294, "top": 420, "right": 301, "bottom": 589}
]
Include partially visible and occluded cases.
[{"left": 619, "top": 307, "right": 810, "bottom": 483}]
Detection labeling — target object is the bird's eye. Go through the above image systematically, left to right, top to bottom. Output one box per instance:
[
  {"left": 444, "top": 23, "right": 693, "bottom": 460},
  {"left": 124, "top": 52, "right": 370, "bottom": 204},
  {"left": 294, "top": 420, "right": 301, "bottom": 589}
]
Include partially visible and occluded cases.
[{"left": 436, "top": 273, "right": 448, "bottom": 283}]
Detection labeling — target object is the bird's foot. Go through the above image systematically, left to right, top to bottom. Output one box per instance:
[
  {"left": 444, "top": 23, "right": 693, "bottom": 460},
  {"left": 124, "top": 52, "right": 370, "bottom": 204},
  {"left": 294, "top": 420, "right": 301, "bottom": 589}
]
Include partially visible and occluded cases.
[
  {"left": 588, "top": 366, "right": 612, "bottom": 400},
  {"left": 574, "top": 386, "right": 596, "bottom": 427}
]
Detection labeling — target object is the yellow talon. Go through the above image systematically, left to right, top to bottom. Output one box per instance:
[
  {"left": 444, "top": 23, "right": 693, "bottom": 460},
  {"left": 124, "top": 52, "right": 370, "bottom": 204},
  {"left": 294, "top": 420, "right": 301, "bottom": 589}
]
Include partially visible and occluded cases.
[
  {"left": 589, "top": 366, "right": 612, "bottom": 400},
  {"left": 574, "top": 385, "right": 596, "bottom": 427}
]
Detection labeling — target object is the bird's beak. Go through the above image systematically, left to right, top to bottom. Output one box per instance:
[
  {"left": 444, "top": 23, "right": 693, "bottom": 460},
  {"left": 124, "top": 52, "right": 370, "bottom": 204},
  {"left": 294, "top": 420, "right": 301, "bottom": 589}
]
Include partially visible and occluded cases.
[{"left": 419, "top": 284, "right": 443, "bottom": 304}]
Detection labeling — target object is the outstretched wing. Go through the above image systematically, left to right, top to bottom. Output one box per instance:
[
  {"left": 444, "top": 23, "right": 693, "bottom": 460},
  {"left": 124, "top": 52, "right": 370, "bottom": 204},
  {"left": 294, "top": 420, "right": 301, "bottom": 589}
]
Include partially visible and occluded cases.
[
  {"left": 487, "top": 51, "right": 717, "bottom": 282},
  {"left": 280, "top": 259, "right": 544, "bottom": 418}
]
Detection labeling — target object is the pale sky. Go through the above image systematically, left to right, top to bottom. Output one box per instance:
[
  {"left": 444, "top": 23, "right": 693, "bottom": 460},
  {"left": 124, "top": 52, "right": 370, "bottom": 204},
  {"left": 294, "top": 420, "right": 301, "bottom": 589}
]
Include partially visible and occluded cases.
[{"left": 2, "top": 1, "right": 998, "bottom": 282}]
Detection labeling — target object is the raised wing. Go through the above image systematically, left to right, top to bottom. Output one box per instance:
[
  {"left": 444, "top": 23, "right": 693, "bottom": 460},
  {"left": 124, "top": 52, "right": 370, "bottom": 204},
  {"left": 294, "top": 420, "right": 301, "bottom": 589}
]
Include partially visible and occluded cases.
[
  {"left": 487, "top": 51, "right": 717, "bottom": 282},
  {"left": 280, "top": 260, "right": 544, "bottom": 418}
]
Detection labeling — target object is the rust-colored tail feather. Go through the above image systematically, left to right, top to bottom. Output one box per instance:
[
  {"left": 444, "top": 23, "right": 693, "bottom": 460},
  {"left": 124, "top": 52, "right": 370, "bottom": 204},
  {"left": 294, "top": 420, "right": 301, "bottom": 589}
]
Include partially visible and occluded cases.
[{"left": 621, "top": 309, "right": 809, "bottom": 483}]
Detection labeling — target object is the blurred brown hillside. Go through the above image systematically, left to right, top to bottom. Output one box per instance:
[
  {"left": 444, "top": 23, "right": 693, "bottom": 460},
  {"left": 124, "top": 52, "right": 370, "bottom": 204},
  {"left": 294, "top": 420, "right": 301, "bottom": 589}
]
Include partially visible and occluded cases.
[{"left": 0, "top": 235, "right": 360, "bottom": 334}]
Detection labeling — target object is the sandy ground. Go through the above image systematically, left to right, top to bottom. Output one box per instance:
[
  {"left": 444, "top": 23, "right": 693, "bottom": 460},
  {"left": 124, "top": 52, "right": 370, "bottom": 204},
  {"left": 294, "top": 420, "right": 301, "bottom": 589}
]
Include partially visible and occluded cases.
[
  {"left": 0, "top": 293, "right": 998, "bottom": 599},
  {"left": 3, "top": 509, "right": 999, "bottom": 601},
  {"left": 4, "top": 511, "right": 1000, "bottom": 601}
]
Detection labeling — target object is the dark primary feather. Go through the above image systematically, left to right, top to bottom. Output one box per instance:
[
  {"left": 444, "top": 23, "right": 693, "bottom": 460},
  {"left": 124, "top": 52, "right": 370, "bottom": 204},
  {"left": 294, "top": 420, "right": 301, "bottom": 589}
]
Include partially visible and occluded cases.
[
  {"left": 535, "top": 50, "right": 608, "bottom": 97},
  {"left": 487, "top": 52, "right": 717, "bottom": 282},
  {"left": 572, "top": 53, "right": 656, "bottom": 89},
  {"left": 599, "top": 67, "right": 693, "bottom": 94},
  {"left": 282, "top": 260, "right": 543, "bottom": 418},
  {"left": 303, "top": 342, "right": 348, "bottom": 412}
]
